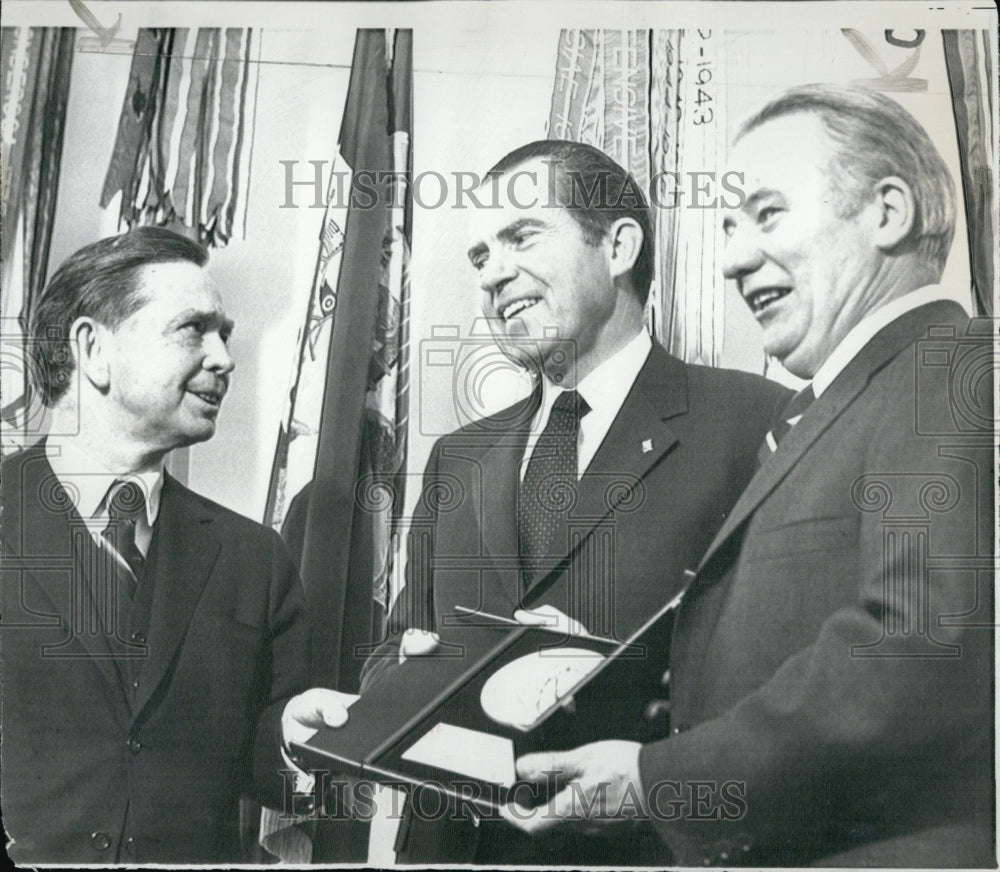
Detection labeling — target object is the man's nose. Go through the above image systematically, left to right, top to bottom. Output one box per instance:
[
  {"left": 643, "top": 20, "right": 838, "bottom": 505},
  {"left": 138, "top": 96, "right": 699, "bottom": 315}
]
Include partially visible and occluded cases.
[
  {"left": 722, "top": 226, "right": 766, "bottom": 281},
  {"left": 479, "top": 250, "right": 517, "bottom": 296},
  {"left": 204, "top": 332, "right": 236, "bottom": 375}
]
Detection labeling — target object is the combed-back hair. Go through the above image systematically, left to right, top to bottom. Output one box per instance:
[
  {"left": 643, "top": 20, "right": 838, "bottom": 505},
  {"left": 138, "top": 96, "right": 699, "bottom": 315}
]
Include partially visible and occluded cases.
[{"left": 29, "top": 227, "right": 209, "bottom": 406}]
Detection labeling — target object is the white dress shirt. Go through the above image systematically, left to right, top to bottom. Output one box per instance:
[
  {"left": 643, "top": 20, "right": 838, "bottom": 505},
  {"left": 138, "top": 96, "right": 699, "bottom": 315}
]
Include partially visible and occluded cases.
[
  {"left": 811, "top": 285, "right": 952, "bottom": 398},
  {"left": 520, "top": 329, "right": 653, "bottom": 480},
  {"left": 45, "top": 439, "right": 164, "bottom": 557}
]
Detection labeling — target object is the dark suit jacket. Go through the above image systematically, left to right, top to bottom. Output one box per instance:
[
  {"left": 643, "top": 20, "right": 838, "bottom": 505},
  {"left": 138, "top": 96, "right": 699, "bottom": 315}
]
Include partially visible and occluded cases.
[
  {"left": 638, "top": 302, "right": 995, "bottom": 867},
  {"left": 360, "top": 343, "right": 789, "bottom": 863},
  {"left": 365, "top": 343, "right": 788, "bottom": 675},
  {"left": 0, "top": 443, "right": 310, "bottom": 864}
]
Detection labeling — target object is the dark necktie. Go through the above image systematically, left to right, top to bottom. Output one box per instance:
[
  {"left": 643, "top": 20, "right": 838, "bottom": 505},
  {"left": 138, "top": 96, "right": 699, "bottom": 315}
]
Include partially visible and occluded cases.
[
  {"left": 760, "top": 384, "right": 816, "bottom": 463},
  {"left": 518, "top": 389, "right": 590, "bottom": 591},
  {"left": 102, "top": 479, "right": 147, "bottom": 601}
]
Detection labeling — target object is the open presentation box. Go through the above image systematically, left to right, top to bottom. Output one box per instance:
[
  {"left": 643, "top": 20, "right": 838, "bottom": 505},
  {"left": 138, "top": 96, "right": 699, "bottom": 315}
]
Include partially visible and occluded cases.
[{"left": 292, "top": 597, "right": 679, "bottom": 814}]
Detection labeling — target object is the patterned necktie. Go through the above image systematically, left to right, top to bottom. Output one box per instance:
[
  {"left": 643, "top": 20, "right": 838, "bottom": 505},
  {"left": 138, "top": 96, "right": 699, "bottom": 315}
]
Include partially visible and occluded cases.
[
  {"left": 761, "top": 385, "right": 816, "bottom": 461},
  {"left": 518, "top": 389, "right": 590, "bottom": 591},
  {"left": 102, "top": 480, "right": 147, "bottom": 600}
]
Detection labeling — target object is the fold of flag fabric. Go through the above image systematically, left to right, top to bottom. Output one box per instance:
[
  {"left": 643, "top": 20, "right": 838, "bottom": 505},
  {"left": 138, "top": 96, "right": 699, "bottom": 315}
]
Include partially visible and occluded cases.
[
  {"left": 0, "top": 27, "right": 74, "bottom": 453},
  {"left": 366, "top": 27, "right": 412, "bottom": 621},
  {"left": 99, "top": 28, "right": 164, "bottom": 225},
  {"left": 101, "top": 28, "right": 255, "bottom": 247},
  {"left": 548, "top": 28, "right": 725, "bottom": 366},
  {"left": 266, "top": 29, "right": 413, "bottom": 691},
  {"left": 549, "top": 29, "right": 650, "bottom": 188},
  {"left": 943, "top": 29, "right": 995, "bottom": 317},
  {"left": 263, "top": 152, "right": 351, "bottom": 534}
]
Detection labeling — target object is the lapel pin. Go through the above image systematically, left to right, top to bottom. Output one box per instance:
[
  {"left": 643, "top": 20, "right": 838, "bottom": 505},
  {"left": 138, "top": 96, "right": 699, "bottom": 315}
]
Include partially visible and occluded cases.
[{"left": 642, "top": 438, "right": 654, "bottom": 453}]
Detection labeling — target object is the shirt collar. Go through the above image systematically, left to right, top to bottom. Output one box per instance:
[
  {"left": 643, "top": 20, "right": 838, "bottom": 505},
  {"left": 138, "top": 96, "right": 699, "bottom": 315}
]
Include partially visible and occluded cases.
[
  {"left": 811, "top": 285, "right": 952, "bottom": 398},
  {"left": 540, "top": 329, "right": 652, "bottom": 418},
  {"left": 45, "top": 439, "right": 164, "bottom": 526}
]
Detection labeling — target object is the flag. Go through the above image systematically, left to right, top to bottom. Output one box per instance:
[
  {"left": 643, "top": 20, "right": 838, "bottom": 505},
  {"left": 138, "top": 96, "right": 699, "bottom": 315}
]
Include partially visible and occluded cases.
[
  {"left": 1, "top": 27, "right": 74, "bottom": 453},
  {"left": 101, "top": 28, "right": 256, "bottom": 247},
  {"left": 548, "top": 28, "right": 728, "bottom": 366},
  {"left": 268, "top": 29, "right": 413, "bottom": 691},
  {"left": 943, "top": 29, "right": 995, "bottom": 317},
  {"left": 263, "top": 162, "right": 350, "bottom": 533}
]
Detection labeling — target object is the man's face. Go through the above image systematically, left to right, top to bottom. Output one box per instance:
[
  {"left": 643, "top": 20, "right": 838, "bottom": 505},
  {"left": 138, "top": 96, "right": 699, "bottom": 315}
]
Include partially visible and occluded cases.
[
  {"left": 722, "top": 113, "right": 880, "bottom": 379},
  {"left": 467, "top": 158, "right": 619, "bottom": 381},
  {"left": 103, "top": 261, "right": 235, "bottom": 453}
]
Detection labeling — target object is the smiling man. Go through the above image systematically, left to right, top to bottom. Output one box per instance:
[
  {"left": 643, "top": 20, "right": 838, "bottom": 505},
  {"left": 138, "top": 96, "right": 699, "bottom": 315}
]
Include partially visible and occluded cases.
[
  {"left": 503, "top": 86, "right": 994, "bottom": 867},
  {"left": 354, "top": 140, "right": 788, "bottom": 864},
  {"left": 0, "top": 228, "right": 346, "bottom": 863}
]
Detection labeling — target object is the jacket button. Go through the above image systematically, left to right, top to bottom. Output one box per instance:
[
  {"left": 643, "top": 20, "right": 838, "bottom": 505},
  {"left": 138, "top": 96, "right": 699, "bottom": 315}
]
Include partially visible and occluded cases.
[
  {"left": 130, "top": 631, "right": 146, "bottom": 644},
  {"left": 643, "top": 699, "right": 671, "bottom": 721},
  {"left": 127, "top": 736, "right": 142, "bottom": 753},
  {"left": 291, "top": 794, "right": 315, "bottom": 815},
  {"left": 91, "top": 831, "right": 111, "bottom": 851}
]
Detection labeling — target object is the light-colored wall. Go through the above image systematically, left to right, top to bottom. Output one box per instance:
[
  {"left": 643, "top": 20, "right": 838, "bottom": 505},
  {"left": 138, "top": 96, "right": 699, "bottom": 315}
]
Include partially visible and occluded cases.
[{"left": 46, "top": 24, "right": 974, "bottom": 523}]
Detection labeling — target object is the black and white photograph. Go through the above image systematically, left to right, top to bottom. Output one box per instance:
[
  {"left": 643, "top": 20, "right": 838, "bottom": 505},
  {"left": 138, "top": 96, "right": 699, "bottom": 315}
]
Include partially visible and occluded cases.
[{"left": 0, "top": 0, "right": 996, "bottom": 866}]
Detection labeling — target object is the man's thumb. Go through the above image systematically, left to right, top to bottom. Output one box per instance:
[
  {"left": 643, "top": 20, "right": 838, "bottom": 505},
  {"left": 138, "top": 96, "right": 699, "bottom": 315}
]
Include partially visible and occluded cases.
[
  {"left": 400, "top": 628, "right": 441, "bottom": 658},
  {"left": 516, "top": 750, "right": 575, "bottom": 782}
]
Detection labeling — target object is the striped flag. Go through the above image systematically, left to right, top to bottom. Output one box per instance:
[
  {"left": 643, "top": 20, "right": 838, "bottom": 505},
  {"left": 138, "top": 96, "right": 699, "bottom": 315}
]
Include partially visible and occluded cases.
[
  {"left": 1, "top": 27, "right": 74, "bottom": 454},
  {"left": 101, "top": 28, "right": 257, "bottom": 247},
  {"left": 548, "top": 28, "right": 726, "bottom": 366},
  {"left": 267, "top": 29, "right": 412, "bottom": 691}
]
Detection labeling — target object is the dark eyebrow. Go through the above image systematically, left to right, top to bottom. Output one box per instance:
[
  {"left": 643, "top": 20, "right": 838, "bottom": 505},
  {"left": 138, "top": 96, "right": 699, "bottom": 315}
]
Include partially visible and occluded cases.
[
  {"left": 742, "top": 189, "right": 785, "bottom": 212},
  {"left": 495, "top": 217, "right": 547, "bottom": 244},
  {"left": 467, "top": 218, "right": 548, "bottom": 264},
  {"left": 467, "top": 242, "right": 488, "bottom": 264},
  {"left": 170, "top": 309, "right": 235, "bottom": 335}
]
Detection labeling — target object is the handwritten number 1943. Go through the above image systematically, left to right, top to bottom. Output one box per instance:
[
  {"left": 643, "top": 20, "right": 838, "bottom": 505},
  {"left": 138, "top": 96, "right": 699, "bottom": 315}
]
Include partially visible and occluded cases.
[{"left": 692, "top": 29, "right": 714, "bottom": 126}]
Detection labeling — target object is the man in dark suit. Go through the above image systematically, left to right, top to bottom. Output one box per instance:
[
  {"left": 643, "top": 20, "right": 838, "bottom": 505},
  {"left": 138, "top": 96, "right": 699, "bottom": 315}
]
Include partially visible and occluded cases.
[
  {"left": 504, "top": 86, "right": 994, "bottom": 867},
  {"left": 351, "top": 140, "right": 788, "bottom": 862},
  {"left": 0, "top": 228, "right": 347, "bottom": 863}
]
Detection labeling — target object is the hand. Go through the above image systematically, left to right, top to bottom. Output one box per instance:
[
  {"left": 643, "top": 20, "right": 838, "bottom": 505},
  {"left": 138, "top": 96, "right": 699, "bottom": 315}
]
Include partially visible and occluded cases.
[
  {"left": 514, "top": 604, "right": 589, "bottom": 638},
  {"left": 398, "top": 627, "right": 441, "bottom": 664},
  {"left": 281, "top": 687, "right": 355, "bottom": 748},
  {"left": 280, "top": 688, "right": 365, "bottom": 819},
  {"left": 501, "top": 740, "right": 646, "bottom": 836}
]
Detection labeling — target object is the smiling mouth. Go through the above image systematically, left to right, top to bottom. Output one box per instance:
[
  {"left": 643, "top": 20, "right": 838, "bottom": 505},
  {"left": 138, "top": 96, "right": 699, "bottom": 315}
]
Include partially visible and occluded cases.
[
  {"left": 743, "top": 286, "right": 792, "bottom": 315},
  {"left": 499, "top": 297, "right": 541, "bottom": 322},
  {"left": 189, "top": 390, "right": 223, "bottom": 408}
]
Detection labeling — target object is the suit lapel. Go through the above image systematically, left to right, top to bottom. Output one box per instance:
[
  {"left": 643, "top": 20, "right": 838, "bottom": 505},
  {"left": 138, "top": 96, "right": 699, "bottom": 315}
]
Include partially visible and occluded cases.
[
  {"left": 695, "top": 301, "right": 964, "bottom": 575},
  {"left": 523, "top": 345, "right": 684, "bottom": 599},
  {"left": 7, "top": 445, "right": 131, "bottom": 709},
  {"left": 133, "top": 475, "right": 220, "bottom": 716}
]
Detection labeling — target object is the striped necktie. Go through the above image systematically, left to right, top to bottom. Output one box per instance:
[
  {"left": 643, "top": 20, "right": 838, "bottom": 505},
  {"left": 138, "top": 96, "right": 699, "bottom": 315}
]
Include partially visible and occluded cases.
[
  {"left": 761, "top": 385, "right": 816, "bottom": 462},
  {"left": 102, "top": 480, "right": 147, "bottom": 600}
]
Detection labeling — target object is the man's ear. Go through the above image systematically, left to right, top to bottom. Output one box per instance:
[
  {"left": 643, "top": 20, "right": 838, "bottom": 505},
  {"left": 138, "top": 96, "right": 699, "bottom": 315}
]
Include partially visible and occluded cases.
[
  {"left": 870, "top": 176, "right": 916, "bottom": 252},
  {"left": 606, "top": 217, "right": 644, "bottom": 281},
  {"left": 69, "top": 316, "right": 111, "bottom": 392}
]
